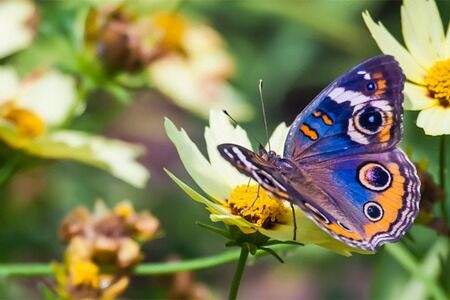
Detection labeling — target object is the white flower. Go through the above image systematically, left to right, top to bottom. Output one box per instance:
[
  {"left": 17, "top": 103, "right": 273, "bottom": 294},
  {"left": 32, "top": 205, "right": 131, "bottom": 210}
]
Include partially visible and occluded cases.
[
  {"left": 0, "top": 0, "right": 36, "bottom": 59},
  {"left": 148, "top": 14, "right": 252, "bottom": 121},
  {"left": 0, "top": 66, "right": 149, "bottom": 188}
]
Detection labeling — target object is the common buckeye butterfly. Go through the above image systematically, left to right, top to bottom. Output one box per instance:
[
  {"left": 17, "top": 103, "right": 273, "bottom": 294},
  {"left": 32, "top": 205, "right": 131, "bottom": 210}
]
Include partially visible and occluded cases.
[{"left": 218, "top": 55, "right": 420, "bottom": 251}]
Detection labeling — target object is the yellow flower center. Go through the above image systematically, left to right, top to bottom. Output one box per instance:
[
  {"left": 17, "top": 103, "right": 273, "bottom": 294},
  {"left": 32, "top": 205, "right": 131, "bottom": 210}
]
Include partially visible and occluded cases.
[
  {"left": 152, "top": 12, "right": 186, "bottom": 50},
  {"left": 425, "top": 58, "right": 450, "bottom": 107},
  {"left": 0, "top": 101, "right": 45, "bottom": 138},
  {"left": 226, "top": 184, "right": 287, "bottom": 228},
  {"left": 114, "top": 202, "right": 134, "bottom": 218},
  {"left": 69, "top": 260, "right": 100, "bottom": 288}
]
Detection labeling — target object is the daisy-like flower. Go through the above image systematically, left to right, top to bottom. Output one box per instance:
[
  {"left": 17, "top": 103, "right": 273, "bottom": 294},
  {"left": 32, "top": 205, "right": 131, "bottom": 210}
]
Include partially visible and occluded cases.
[
  {"left": 0, "top": 0, "right": 37, "bottom": 58},
  {"left": 363, "top": 0, "right": 450, "bottom": 135},
  {"left": 81, "top": 2, "right": 252, "bottom": 120},
  {"left": 147, "top": 12, "right": 252, "bottom": 121},
  {"left": 0, "top": 65, "right": 149, "bottom": 188},
  {"left": 165, "top": 111, "right": 368, "bottom": 256},
  {"left": 54, "top": 200, "right": 160, "bottom": 300}
]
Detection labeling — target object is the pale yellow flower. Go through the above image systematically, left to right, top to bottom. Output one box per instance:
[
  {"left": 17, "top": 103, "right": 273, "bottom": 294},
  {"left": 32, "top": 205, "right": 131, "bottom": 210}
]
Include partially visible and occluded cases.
[
  {"left": 0, "top": 0, "right": 37, "bottom": 58},
  {"left": 363, "top": 0, "right": 450, "bottom": 135},
  {"left": 81, "top": 3, "right": 252, "bottom": 120},
  {"left": 149, "top": 15, "right": 252, "bottom": 121},
  {"left": 0, "top": 66, "right": 149, "bottom": 188},
  {"left": 165, "top": 111, "right": 369, "bottom": 256}
]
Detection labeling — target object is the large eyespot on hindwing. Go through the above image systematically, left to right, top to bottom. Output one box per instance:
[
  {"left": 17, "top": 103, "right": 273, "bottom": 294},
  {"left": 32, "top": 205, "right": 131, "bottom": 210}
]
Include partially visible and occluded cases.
[
  {"left": 357, "top": 162, "right": 392, "bottom": 192},
  {"left": 363, "top": 201, "right": 384, "bottom": 222}
]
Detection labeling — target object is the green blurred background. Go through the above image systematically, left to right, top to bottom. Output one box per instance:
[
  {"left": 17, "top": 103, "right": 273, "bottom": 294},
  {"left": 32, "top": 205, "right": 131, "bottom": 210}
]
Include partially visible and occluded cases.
[{"left": 1, "top": 0, "right": 449, "bottom": 299}]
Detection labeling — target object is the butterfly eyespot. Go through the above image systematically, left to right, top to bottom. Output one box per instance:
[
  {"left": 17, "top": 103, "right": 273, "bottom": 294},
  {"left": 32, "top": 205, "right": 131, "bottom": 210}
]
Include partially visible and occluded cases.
[
  {"left": 366, "top": 81, "right": 376, "bottom": 91},
  {"left": 354, "top": 106, "right": 385, "bottom": 135},
  {"left": 358, "top": 162, "right": 392, "bottom": 191},
  {"left": 363, "top": 201, "right": 384, "bottom": 222},
  {"left": 304, "top": 202, "right": 330, "bottom": 224}
]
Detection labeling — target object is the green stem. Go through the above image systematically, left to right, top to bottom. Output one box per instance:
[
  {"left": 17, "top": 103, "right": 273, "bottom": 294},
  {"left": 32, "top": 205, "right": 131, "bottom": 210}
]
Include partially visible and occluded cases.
[
  {"left": 440, "top": 135, "right": 447, "bottom": 224},
  {"left": 0, "top": 154, "right": 21, "bottom": 185},
  {"left": 0, "top": 244, "right": 293, "bottom": 278},
  {"left": 385, "top": 244, "right": 447, "bottom": 300},
  {"left": 228, "top": 247, "right": 249, "bottom": 300}
]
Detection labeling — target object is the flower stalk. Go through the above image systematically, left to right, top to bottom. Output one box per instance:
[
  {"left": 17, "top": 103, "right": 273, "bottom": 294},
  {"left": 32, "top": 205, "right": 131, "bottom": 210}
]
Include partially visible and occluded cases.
[
  {"left": 439, "top": 135, "right": 447, "bottom": 224},
  {"left": 0, "top": 244, "right": 294, "bottom": 278},
  {"left": 228, "top": 247, "right": 249, "bottom": 300}
]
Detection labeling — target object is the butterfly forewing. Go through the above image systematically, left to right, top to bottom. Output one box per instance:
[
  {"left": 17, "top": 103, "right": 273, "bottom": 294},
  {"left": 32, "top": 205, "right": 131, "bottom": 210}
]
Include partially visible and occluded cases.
[
  {"left": 284, "top": 55, "right": 405, "bottom": 163},
  {"left": 218, "top": 144, "right": 293, "bottom": 201}
]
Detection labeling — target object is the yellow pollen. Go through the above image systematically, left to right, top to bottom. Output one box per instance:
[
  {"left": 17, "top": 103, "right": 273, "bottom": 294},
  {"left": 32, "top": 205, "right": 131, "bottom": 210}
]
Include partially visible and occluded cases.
[
  {"left": 152, "top": 12, "right": 186, "bottom": 50},
  {"left": 425, "top": 59, "right": 450, "bottom": 107},
  {"left": 0, "top": 102, "right": 45, "bottom": 138},
  {"left": 226, "top": 184, "right": 287, "bottom": 228},
  {"left": 114, "top": 202, "right": 135, "bottom": 218},
  {"left": 69, "top": 260, "right": 100, "bottom": 288}
]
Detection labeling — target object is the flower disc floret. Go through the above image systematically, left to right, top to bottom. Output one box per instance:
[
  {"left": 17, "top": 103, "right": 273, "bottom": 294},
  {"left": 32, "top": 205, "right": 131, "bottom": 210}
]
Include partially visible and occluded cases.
[
  {"left": 425, "top": 59, "right": 450, "bottom": 107},
  {"left": 227, "top": 185, "right": 287, "bottom": 228}
]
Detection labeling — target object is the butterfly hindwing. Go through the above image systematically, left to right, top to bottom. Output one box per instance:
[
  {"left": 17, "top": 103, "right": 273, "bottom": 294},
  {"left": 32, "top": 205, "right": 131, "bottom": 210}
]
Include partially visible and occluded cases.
[
  {"left": 284, "top": 55, "right": 405, "bottom": 163},
  {"left": 285, "top": 148, "right": 420, "bottom": 251}
]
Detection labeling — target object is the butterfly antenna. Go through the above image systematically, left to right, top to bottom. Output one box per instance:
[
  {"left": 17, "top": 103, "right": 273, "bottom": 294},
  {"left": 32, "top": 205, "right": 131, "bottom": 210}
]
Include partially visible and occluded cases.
[
  {"left": 259, "top": 79, "right": 271, "bottom": 151},
  {"left": 222, "top": 110, "right": 239, "bottom": 127}
]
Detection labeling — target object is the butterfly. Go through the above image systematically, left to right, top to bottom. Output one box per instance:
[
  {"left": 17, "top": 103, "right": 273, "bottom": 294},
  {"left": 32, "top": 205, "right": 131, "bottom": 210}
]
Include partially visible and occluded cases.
[{"left": 218, "top": 55, "right": 420, "bottom": 251}]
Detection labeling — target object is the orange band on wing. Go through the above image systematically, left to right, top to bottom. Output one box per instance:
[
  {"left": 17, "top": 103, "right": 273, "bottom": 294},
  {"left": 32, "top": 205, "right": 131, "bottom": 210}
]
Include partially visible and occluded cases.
[
  {"left": 372, "top": 72, "right": 383, "bottom": 79},
  {"left": 312, "top": 111, "right": 333, "bottom": 125},
  {"left": 378, "top": 112, "right": 393, "bottom": 142},
  {"left": 300, "top": 124, "right": 318, "bottom": 140},
  {"left": 363, "top": 163, "right": 404, "bottom": 238},
  {"left": 325, "top": 223, "right": 362, "bottom": 241}
]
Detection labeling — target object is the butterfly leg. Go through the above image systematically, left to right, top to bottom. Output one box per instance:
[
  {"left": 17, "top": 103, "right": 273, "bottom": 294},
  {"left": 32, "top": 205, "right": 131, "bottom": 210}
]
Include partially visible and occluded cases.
[
  {"left": 246, "top": 177, "right": 252, "bottom": 191},
  {"left": 243, "top": 184, "right": 260, "bottom": 213},
  {"left": 290, "top": 203, "right": 297, "bottom": 241}
]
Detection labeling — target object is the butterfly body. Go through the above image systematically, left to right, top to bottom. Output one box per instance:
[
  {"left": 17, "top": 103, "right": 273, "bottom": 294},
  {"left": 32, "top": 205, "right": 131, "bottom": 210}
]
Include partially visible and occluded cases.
[{"left": 218, "top": 55, "right": 420, "bottom": 251}]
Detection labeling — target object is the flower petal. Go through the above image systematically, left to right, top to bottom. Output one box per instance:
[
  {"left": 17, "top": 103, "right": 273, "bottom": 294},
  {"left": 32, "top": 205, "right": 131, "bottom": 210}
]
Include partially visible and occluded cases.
[
  {"left": 0, "top": 0, "right": 36, "bottom": 58},
  {"left": 401, "top": 0, "right": 446, "bottom": 68},
  {"left": 425, "top": 0, "right": 447, "bottom": 59},
  {"left": 362, "top": 11, "right": 427, "bottom": 84},
  {"left": 445, "top": 23, "right": 450, "bottom": 57},
  {"left": 149, "top": 55, "right": 253, "bottom": 120},
  {"left": 0, "top": 66, "right": 20, "bottom": 104},
  {"left": 17, "top": 70, "right": 78, "bottom": 127},
  {"left": 404, "top": 82, "right": 438, "bottom": 110},
  {"left": 416, "top": 105, "right": 450, "bottom": 135},
  {"left": 204, "top": 110, "right": 252, "bottom": 188},
  {"left": 164, "top": 117, "right": 230, "bottom": 200},
  {"left": 266, "top": 122, "right": 289, "bottom": 154},
  {"left": 0, "top": 128, "right": 149, "bottom": 187},
  {"left": 44, "top": 130, "right": 149, "bottom": 188},
  {"left": 166, "top": 169, "right": 259, "bottom": 233},
  {"left": 165, "top": 170, "right": 227, "bottom": 211},
  {"left": 259, "top": 202, "right": 369, "bottom": 256},
  {"left": 210, "top": 214, "right": 256, "bottom": 234}
]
